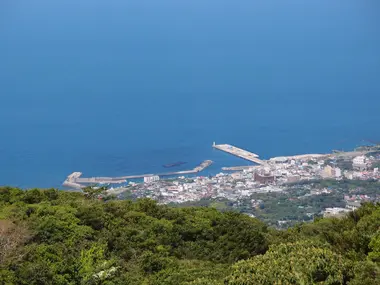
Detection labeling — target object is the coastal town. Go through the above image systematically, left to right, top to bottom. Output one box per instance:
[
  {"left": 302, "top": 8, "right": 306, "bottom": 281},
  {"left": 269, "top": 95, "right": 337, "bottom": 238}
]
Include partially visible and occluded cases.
[
  {"left": 66, "top": 143, "right": 380, "bottom": 227},
  {"left": 95, "top": 144, "right": 380, "bottom": 226}
]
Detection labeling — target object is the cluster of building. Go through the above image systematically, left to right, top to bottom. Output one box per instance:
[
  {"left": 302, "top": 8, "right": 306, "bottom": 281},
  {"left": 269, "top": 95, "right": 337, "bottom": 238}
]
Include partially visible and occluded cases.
[
  {"left": 96, "top": 147, "right": 380, "bottom": 227},
  {"left": 114, "top": 152, "right": 380, "bottom": 209},
  {"left": 124, "top": 173, "right": 285, "bottom": 204}
]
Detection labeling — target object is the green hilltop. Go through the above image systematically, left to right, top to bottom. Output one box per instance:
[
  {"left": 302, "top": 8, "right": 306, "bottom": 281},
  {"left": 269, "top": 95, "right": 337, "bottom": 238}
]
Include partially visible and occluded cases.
[{"left": 0, "top": 187, "right": 379, "bottom": 284}]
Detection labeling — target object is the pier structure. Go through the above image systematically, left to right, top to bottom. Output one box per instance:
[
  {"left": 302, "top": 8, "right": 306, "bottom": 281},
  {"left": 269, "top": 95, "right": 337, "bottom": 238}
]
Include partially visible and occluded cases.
[
  {"left": 212, "top": 143, "right": 266, "bottom": 165},
  {"left": 63, "top": 160, "right": 213, "bottom": 189}
]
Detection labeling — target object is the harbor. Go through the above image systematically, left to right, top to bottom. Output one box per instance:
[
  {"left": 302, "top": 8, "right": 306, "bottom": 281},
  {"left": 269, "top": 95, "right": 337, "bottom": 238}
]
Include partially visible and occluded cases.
[
  {"left": 63, "top": 142, "right": 332, "bottom": 190},
  {"left": 63, "top": 142, "right": 378, "bottom": 192},
  {"left": 64, "top": 143, "right": 267, "bottom": 189},
  {"left": 63, "top": 160, "right": 213, "bottom": 189}
]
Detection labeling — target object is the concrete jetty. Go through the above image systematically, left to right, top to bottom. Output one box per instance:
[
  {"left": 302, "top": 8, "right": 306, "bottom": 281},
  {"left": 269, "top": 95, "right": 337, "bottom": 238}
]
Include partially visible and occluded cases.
[
  {"left": 213, "top": 143, "right": 266, "bottom": 165},
  {"left": 63, "top": 160, "right": 213, "bottom": 189}
]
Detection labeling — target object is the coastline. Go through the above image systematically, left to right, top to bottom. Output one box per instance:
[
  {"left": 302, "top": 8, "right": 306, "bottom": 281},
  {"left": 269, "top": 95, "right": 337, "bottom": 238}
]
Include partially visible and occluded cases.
[{"left": 63, "top": 143, "right": 378, "bottom": 190}]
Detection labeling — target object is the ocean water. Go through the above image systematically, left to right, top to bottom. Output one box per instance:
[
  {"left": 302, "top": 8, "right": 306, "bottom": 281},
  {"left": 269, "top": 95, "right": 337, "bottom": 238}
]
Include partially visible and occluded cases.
[{"left": 0, "top": 0, "right": 379, "bottom": 188}]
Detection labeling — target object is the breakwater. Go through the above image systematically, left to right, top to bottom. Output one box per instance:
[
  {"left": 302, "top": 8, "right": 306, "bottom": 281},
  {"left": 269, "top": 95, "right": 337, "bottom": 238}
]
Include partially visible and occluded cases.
[
  {"left": 212, "top": 143, "right": 266, "bottom": 165},
  {"left": 63, "top": 160, "right": 213, "bottom": 189}
]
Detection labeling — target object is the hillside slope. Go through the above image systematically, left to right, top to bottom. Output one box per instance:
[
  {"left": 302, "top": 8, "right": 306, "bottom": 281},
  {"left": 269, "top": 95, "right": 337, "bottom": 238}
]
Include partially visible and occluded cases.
[{"left": 0, "top": 187, "right": 379, "bottom": 284}]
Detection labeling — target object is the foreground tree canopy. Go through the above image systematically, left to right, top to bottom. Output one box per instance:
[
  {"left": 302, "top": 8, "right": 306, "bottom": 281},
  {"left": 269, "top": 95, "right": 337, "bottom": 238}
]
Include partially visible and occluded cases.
[{"left": 0, "top": 186, "right": 379, "bottom": 284}]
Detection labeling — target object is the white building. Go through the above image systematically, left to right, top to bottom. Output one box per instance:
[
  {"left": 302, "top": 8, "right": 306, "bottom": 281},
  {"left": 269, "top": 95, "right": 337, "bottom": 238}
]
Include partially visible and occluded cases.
[
  {"left": 353, "top": 156, "right": 367, "bottom": 170},
  {"left": 353, "top": 156, "right": 366, "bottom": 164},
  {"left": 270, "top": 157, "right": 288, "bottom": 163},
  {"left": 334, "top": 168, "right": 342, "bottom": 178},
  {"left": 144, "top": 175, "right": 160, "bottom": 183},
  {"left": 346, "top": 201, "right": 361, "bottom": 211},
  {"left": 323, "top": 207, "right": 352, "bottom": 218}
]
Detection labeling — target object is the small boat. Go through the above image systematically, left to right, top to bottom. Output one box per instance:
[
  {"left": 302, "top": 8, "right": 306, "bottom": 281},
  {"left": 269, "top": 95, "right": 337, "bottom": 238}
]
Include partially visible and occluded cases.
[{"left": 163, "top": 161, "right": 187, "bottom": 168}]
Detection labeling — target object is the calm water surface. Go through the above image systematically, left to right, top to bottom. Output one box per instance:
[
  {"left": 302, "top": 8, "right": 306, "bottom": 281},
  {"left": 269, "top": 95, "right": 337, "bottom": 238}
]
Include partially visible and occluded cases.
[{"left": 0, "top": 0, "right": 379, "bottom": 188}]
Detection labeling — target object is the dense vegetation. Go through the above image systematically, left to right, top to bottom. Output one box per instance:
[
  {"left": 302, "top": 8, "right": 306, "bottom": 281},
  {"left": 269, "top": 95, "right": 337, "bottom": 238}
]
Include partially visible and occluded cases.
[{"left": 0, "top": 187, "right": 379, "bottom": 284}]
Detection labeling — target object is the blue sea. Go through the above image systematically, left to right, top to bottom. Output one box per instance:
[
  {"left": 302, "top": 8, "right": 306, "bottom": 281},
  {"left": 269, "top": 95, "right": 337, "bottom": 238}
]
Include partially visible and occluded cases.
[{"left": 0, "top": 0, "right": 379, "bottom": 188}]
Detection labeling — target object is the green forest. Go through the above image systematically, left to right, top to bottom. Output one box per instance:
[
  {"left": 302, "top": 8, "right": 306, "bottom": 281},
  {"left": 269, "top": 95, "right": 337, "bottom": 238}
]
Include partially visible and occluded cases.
[{"left": 0, "top": 187, "right": 379, "bottom": 284}]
